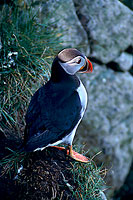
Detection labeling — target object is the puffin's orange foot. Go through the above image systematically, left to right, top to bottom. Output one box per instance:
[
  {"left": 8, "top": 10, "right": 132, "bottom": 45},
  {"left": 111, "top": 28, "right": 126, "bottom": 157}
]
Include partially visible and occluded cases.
[
  {"left": 50, "top": 145, "right": 89, "bottom": 163},
  {"left": 67, "top": 145, "right": 89, "bottom": 163},
  {"left": 50, "top": 146, "right": 66, "bottom": 151},
  {"left": 67, "top": 149, "right": 89, "bottom": 163}
]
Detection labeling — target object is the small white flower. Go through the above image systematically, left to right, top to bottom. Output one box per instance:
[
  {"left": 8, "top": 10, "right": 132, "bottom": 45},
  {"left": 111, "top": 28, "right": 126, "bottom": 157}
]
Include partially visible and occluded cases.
[
  {"left": 8, "top": 52, "right": 12, "bottom": 57},
  {"left": 13, "top": 52, "right": 18, "bottom": 56},
  {"left": 10, "top": 59, "right": 14, "bottom": 64},
  {"left": 7, "top": 64, "right": 11, "bottom": 68},
  {"left": 3, "top": 65, "right": 7, "bottom": 68}
]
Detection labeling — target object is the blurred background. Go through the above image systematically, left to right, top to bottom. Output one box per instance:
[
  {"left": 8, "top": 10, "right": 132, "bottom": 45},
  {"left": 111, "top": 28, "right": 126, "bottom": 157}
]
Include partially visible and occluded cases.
[{"left": 0, "top": 0, "right": 133, "bottom": 199}]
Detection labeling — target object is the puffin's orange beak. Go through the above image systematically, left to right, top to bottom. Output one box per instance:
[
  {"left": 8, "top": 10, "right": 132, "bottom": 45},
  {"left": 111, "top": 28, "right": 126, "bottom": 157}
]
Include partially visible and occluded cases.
[
  {"left": 79, "top": 58, "right": 93, "bottom": 73},
  {"left": 86, "top": 59, "right": 93, "bottom": 73}
]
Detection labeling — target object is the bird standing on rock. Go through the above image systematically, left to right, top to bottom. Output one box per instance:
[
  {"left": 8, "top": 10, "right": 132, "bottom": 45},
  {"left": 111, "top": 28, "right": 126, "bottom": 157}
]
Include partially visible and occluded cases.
[{"left": 23, "top": 48, "right": 93, "bottom": 162}]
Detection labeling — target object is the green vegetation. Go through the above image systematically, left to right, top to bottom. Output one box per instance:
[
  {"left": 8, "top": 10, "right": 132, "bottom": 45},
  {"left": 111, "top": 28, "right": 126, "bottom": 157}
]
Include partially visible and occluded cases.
[
  {"left": 0, "top": 1, "right": 62, "bottom": 133},
  {"left": 70, "top": 146, "right": 106, "bottom": 200},
  {"left": 0, "top": 148, "right": 26, "bottom": 177},
  {"left": 72, "top": 160, "right": 106, "bottom": 200}
]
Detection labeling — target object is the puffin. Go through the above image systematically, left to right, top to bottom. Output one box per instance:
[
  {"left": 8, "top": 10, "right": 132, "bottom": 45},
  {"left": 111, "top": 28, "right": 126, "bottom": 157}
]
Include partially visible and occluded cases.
[{"left": 23, "top": 48, "right": 93, "bottom": 162}]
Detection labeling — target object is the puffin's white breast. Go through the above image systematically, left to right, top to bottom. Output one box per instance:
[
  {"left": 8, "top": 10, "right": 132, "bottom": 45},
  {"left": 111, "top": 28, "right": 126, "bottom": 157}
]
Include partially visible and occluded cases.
[{"left": 77, "top": 80, "right": 87, "bottom": 118}]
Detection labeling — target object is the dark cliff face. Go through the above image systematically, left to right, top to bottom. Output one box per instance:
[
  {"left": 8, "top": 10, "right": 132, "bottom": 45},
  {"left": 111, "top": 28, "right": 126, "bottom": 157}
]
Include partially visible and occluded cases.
[{"left": 113, "top": 162, "right": 133, "bottom": 200}]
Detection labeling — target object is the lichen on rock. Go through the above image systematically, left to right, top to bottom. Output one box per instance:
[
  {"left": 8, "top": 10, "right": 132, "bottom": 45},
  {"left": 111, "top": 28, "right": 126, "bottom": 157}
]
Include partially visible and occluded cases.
[
  {"left": 73, "top": 0, "right": 133, "bottom": 63},
  {"left": 78, "top": 64, "right": 133, "bottom": 192}
]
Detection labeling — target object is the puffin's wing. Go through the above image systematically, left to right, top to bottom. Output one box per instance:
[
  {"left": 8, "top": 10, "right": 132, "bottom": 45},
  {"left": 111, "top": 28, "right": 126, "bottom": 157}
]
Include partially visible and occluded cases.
[
  {"left": 24, "top": 83, "right": 82, "bottom": 150},
  {"left": 24, "top": 87, "right": 46, "bottom": 142},
  {"left": 25, "top": 88, "right": 41, "bottom": 125},
  {"left": 24, "top": 90, "right": 82, "bottom": 151},
  {"left": 45, "top": 90, "right": 82, "bottom": 132},
  {"left": 24, "top": 129, "right": 63, "bottom": 152}
]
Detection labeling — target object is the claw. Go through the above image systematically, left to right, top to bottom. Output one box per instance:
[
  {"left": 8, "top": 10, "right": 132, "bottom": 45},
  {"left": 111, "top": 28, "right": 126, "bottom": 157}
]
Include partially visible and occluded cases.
[
  {"left": 51, "top": 145, "right": 89, "bottom": 163},
  {"left": 67, "top": 145, "right": 89, "bottom": 163}
]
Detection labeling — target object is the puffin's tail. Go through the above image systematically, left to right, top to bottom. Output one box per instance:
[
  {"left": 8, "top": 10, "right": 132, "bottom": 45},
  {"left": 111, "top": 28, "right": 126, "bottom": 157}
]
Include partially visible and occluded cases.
[{"left": 23, "top": 129, "right": 63, "bottom": 152}]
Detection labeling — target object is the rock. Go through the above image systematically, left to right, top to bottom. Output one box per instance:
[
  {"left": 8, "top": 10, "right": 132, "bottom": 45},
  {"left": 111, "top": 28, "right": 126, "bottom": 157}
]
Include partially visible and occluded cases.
[
  {"left": 31, "top": 0, "right": 90, "bottom": 55},
  {"left": 73, "top": 0, "right": 133, "bottom": 63},
  {"left": 114, "top": 52, "right": 133, "bottom": 71},
  {"left": 77, "top": 64, "right": 133, "bottom": 192}
]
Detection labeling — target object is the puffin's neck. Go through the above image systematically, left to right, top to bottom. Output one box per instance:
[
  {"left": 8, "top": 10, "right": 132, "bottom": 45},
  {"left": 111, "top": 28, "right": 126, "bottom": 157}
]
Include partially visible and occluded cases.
[{"left": 50, "top": 57, "right": 79, "bottom": 85}]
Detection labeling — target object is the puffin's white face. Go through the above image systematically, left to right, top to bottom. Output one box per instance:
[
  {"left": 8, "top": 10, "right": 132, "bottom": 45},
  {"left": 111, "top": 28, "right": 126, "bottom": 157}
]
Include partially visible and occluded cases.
[{"left": 59, "top": 56, "right": 88, "bottom": 75}]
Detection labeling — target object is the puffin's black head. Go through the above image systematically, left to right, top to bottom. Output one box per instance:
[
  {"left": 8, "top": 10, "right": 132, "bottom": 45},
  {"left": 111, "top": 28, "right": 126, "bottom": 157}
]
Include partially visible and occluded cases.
[{"left": 57, "top": 48, "right": 93, "bottom": 75}]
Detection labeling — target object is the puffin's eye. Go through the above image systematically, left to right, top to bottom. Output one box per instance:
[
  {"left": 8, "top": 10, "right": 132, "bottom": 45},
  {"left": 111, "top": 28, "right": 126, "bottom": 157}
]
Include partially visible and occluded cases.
[{"left": 77, "top": 58, "right": 81, "bottom": 64}]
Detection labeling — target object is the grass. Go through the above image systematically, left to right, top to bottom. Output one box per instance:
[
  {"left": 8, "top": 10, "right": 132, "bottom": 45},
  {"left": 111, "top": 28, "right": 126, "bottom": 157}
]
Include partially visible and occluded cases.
[
  {"left": 0, "top": 1, "right": 62, "bottom": 133},
  {"left": 70, "top": 146, "right": 107, "bottom": 200},
  {"left": 0, "top": 148, "right": 27, "bottom": 177},
  {"left": 72, "top": 161, "right": 106, "bottom": 200}
]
